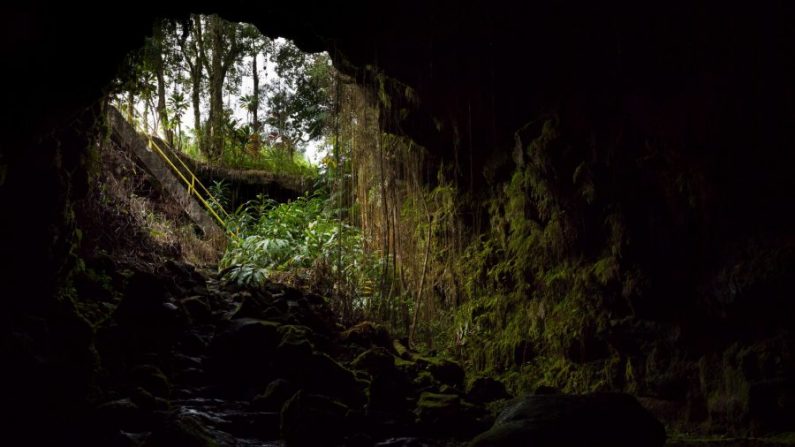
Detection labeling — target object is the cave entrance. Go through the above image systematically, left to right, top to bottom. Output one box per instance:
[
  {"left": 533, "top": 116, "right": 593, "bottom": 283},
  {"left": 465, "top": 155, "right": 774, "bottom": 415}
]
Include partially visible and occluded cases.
[
  {"left": 74, "top": 13, "right": 489, "bottom": 445},
  {"left": 91, "top": 13, "right": 423, "bottom": 328},
  {"left": 92, "top": 13, "right": 463, "bottom": 347},
  {"left": 91, "top": 14, "right": 339, "bottom": 266},
  {"left": 107, "top": 14, "right": 333, "bottom": 207}
]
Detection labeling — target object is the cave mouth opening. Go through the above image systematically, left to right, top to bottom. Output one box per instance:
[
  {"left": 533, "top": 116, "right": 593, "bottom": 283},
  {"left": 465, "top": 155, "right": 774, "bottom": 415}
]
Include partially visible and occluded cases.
[
  {"left": 7, "top": 5, "right": 795, "bottom": 446},
  {"left": 87, "top": 12, "right": 422, "bottom": 330},
  {"left": 90, "top": 13, "right": 343, "bottom": 274},
  {"left": 107, "top": 14, "right": 334, "bottom": 172}
]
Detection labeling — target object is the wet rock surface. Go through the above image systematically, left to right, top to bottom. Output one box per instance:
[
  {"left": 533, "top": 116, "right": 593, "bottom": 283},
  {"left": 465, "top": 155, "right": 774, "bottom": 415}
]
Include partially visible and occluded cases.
[
  {"left": 58, "top": 253, "right": 794, "bottom": 447},
  {"left": 52, "top": 256, "right": 795, "bottom": 447},
  {"left": 87, "top": 261, "right": 502, "bottom": 446},
  {"left": 469, "top": 392, "right": 666, "bottom": 447}
]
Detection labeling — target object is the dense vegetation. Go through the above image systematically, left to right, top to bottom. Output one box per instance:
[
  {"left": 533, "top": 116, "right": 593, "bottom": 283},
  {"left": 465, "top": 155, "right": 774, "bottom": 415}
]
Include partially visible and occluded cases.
[
  {"left": 6, "top": 4, "right": 795, "bottom": 444},
  {"left": 96, "top": 13, "right": 795, "bottom": 441},
  {"left": 109, "top": 14, "right": 330, "bottom": 178},
  {"left": 111, "top": 16, "right": 631, "bottom": 378}
]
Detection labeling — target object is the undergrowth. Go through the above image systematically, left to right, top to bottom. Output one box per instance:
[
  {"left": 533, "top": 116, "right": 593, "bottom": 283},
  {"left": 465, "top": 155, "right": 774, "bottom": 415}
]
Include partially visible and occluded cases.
[
  {"left": 213, "top": 117, "right": 637, "bottom": 396},
  {"left": 445, "top": 119, "right": 640, "bottom": 394},
  {"left": 78, "top": 130, "right": 224, "bottom": 268},
  {"left": 181, "top": 139, "right": 318, "bottom": 178},
  {"left": 218, "top": 191, "right": 382, "bottom": 321}
]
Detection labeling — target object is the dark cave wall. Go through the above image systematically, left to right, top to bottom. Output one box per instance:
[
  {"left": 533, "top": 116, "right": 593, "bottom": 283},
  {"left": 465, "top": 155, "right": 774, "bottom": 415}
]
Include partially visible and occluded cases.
[{"left": 2, "top": 1, "right": 795, "bottom": 440}]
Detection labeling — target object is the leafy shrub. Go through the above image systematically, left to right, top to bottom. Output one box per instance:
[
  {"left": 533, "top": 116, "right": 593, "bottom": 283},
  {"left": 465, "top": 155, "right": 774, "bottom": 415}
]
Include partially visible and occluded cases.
[{"left": 219, "top": 193, "right": 380, "bottom": 318}]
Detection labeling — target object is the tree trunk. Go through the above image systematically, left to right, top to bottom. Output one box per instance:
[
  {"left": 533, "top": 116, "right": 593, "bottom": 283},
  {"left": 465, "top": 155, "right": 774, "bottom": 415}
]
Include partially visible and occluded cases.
[
  {"left": 190, "top": 14, "right": 240, "bottom": 160},
  {"left": 180, "top": 15, "right": 207, "bottom": 156},
  {"left": 207, "top": 16, "right": 225, "bottom": 160},
  {"left": 150, "top": 21, "right": 173, "bottom": 146},
  {"left": 249, "top": 55, "right": 261, "bottom": 154},
  {"left": 252, "top": 56, "right": 259, "bottom": 131},
  {"left": 155, "top": 58, "right": 172, "bottom": 146},
  {"left": 191, "top": 74, "right": 202, "bottom": 153},
  {"left": 126, "top": 91, "right": 134, "bottom": 123},
  {"left": 410, "top": 208, "right": 433, "bottom": 349}
]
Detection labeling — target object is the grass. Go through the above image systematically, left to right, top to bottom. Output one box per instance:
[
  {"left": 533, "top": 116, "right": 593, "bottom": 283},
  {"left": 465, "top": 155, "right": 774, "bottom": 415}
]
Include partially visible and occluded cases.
[
  {"left": 179, "top": 139, "right": 319, "bottom": 179},
  {"left": 217, "top": 191, "right": 381, "bottom": 321}
]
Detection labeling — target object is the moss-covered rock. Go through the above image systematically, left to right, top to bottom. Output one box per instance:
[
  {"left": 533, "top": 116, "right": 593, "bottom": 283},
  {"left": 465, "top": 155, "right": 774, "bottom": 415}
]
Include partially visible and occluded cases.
[
  {"left": 228, "top": 290, "right": 280, "bottom": 320},
  {"left": 180, "top": 295, "right": 213, "bottom": 324},
  {"left": 205, "top": 318, "right": 281, "bottom": 392},
  {"left": 341, "top": 321, "right": 393, "bottom": 352},
  {"left": 278, "top": 324, "right": 318, "bottom": 348},
  {"left": 351, "top": 346, "right": 398, "bottom": 375},
  {"left": 353, "top": 348, "right": 414, "bottom": 418},
  {"left": 307, "top": 351, "right": 367, "bottom": 407},
  {"left": 415, "top": 356, "right": 465, "bottom": 390},
  {"left": 130, "top": 364, "right": 171, "bottom": 398},
  {"left": 467, "top": 377, "right": 511, "bottom": 404},
  {"left": 252, "top": 378, "right": 298, "bottom": 411},
  {"left": 130, "top": 386, "right": 170, "bottom": 411},
  {"left": 280, "top": 390, "right": 351, "bottom": 446},
  {"left": 414, "top": 392, "right": 490, "bottom": 439},
  {"left": 468, "top": 393, "right": 666, "bottom": 447},
  {"left": 94, "top": 398, "right": 152, "bottom": 433},
  {"left": 147, "top": 411, "right": 219, "bottom": 447}
]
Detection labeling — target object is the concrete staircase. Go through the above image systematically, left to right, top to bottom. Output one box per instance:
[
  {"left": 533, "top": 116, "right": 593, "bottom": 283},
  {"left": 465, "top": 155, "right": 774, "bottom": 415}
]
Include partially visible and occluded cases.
[{"left": 107, "top": 106, "right": 224, "bottom": 239}]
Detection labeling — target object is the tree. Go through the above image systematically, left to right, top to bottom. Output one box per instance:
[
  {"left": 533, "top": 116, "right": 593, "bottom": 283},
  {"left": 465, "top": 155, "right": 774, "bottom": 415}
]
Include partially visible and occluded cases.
[
  {"left": 113, "top": 15, "right": 330, "bottom": 165},
  {"left": 177, "top": 15, "right": 208, "bottom": 156},
  {"left": 196, "top": 15, "right": 247, "bottom": 160},
  {"left": 146, "top": 20, "right": 169, "bottom": 145},
  {"left": 238, "top": 31, "right": 269, "bottom": 153},
  {"left": 264, "top": 40, "right": 334, "bottom": 157},
  {"left": 167, "top": 88, "right": 188, "bottom": 149}
]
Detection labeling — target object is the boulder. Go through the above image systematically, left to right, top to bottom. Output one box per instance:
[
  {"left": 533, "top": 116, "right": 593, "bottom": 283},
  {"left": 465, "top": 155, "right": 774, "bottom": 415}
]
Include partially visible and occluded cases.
[
  {"left": 164, "top": 259, "right": 206, "bottom": 289},
  {"left": 115, "top": 271, "right": 177, "bottom": 325},
  {"left": 229, "top": 290, "right": 278, "bottom": 320},
  {"left": 180, "top": 296, "right": 212, "bottom": 324},
  {"left": 206, "top": 318, "right": 281, "bottom": 392},
  {"left": 341, "top": 321, "right": 393, "bottom": 351},
  {"left": 278, "top": 324, "right": 317, "bottom": 348},
  {"left": 176, "top": 330, "right": 209, "bottom": 356},
  {"left": 351, "top": 347, "right": 398, "bottom": 376},
  {"left": 353, "top": 347, "right": 413, "bottom": 414},
  {"left": 307, "top": 352, "right": 367, "bottom": 407},
  {"left": 416, "top": 356, "right": 465, "bottom": 390},
  {"left": 130, "top": 364, "right": 171, "bottom": 398},
  {"left": 467, "top": 377, "right": 511, "bottom": 404},
  {"left": 252, "top": 378, "right": 298, "bottom": 411},
  {"left": 749, "top": 378, "right": 795, "bottom": 433},
  {"left": 130, "top": 386, "right": 170, "bottom": 411},
  {"left": 280, "top": 390, "right": 351, "bottom": 446},
  {"left": 414, "top": 392, "right": 491, "bottom": 439},
  {"left": 468, "top": 393, "right": 666, "bottom": 447},
  {"left": 94, "top": 398, "right": 153, "bottom": 433},
  {"left": 219, "top": 409, "right": 281, "bottom": 440},
  {"left": 147, "top": 411, "right": 219, "bottom": 447},
  {"left": 375, "top": 438, "right": 432, "bottom": 447}
]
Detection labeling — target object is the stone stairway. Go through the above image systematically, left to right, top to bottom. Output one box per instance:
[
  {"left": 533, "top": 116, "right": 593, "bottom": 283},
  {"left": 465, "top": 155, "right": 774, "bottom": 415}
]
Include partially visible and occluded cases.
[{"left": 106, "top": 106, "right": 224, "bottom": 239}]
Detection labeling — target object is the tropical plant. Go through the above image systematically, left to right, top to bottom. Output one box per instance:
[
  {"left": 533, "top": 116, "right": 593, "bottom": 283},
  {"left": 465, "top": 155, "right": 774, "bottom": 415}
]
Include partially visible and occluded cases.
[{"left": 219, "top": 192, "right": 380, "bottom": 320}]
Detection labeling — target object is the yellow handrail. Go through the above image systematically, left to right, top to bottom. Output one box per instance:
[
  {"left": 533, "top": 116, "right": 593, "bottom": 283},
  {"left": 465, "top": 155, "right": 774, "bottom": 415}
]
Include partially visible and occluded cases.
[
  {"left": 139, "top": 132, "right": 236, "bottom": 237},
  {"left": 158, "top": 138, "right": 231, "bottom": 220}
]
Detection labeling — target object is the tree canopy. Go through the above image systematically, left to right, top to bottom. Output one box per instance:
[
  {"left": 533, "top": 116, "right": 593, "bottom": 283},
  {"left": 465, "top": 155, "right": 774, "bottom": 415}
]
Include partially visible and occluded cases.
[{"left": 111, "top": 14, "right": 334, "bottom": 166}]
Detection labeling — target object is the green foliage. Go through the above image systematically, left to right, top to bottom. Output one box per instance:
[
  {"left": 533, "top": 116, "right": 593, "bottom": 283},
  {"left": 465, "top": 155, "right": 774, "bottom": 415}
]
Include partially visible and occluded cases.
[
  {"left": 110, "top": 15, "right": 333, "bottom": 168},
  {"left": 264, "top": 41, "right": 334, "bottom": 153},
  {"left": 446, "top": 118, "right": 635, "bottom": 394},
  {"left": 178, "top": 135, "right": 318, "bottom": 178},
  {"left": 220, "top": 140, "right": 319, "bottom": 177},
  {"left": 208, "top": 179, "right": 231, "bottom": 216},
  {"left": 219, "top": 192, "right": 381, "bottom": 317}
]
